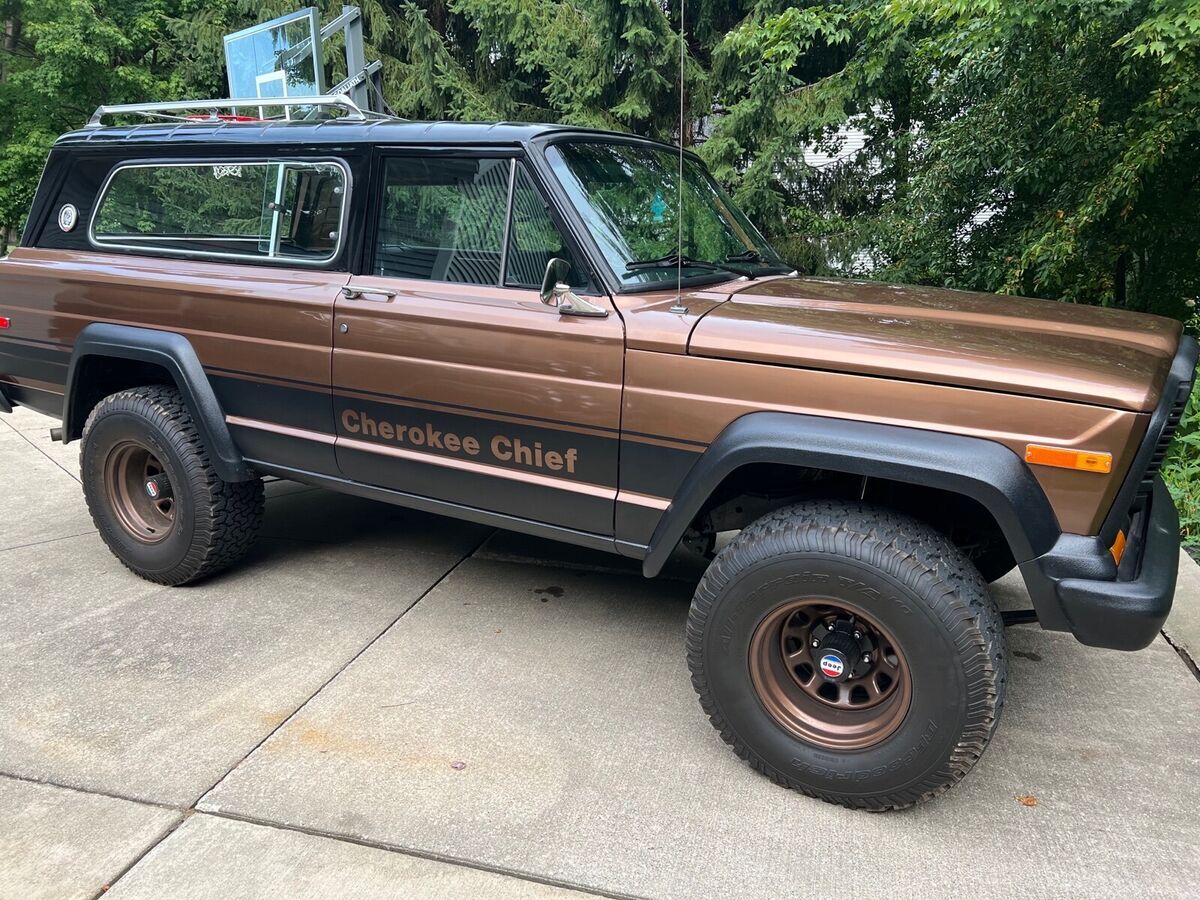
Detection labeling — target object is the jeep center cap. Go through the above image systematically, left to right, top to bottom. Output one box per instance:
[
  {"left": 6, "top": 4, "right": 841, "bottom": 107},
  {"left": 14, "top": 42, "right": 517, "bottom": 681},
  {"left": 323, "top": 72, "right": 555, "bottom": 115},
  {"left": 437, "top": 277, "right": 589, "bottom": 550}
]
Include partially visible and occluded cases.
[
  {"left": 145, "top": 473, "right": 171, "bottom": 501},
  {"left": 815, "top": 627, "right": 863, "bottom": 683},
  {"left": 818, "top": 650, "right": 848, "bottom": 681}
]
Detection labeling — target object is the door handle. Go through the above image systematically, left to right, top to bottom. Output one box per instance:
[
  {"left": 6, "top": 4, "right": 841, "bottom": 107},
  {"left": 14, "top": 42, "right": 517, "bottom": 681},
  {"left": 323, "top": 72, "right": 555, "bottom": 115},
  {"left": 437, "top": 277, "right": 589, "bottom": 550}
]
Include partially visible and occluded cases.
[{"left": 341, "top": 286, "right": 396, "bottom": 301}]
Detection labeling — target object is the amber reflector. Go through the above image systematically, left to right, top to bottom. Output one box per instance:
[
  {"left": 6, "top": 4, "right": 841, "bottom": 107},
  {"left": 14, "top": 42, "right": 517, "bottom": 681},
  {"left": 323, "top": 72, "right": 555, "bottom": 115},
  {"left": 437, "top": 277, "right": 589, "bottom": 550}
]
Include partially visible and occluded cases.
[
  {"left": 1024, "top": 444, "right": 1113, "bottom": 474},
  {"left": 1110, "top": 530, "right": 1127, "bottom": 565}
]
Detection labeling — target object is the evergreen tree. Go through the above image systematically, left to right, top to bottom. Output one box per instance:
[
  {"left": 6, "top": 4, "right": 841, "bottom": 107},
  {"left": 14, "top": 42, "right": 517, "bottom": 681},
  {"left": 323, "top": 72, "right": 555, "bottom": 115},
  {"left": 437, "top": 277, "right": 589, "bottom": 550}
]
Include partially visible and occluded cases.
[{"left": 1, "top": 0, "right": 1199, "bottom": 324}]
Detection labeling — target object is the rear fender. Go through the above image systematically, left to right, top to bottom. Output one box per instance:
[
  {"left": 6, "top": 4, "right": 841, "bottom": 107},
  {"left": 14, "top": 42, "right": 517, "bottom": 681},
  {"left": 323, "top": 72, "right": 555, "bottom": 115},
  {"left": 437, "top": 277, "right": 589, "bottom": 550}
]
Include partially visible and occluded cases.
[{"left": 63, "top": 323, "right": 250, "bottom": 482}]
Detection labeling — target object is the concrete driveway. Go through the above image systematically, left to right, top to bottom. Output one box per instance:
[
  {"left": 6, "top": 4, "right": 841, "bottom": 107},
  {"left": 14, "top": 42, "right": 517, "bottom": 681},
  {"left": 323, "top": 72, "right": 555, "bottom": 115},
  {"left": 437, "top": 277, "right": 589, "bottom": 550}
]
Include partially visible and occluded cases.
[{"left": 1, "top": 405, "right": 1198, "bottom": 900}]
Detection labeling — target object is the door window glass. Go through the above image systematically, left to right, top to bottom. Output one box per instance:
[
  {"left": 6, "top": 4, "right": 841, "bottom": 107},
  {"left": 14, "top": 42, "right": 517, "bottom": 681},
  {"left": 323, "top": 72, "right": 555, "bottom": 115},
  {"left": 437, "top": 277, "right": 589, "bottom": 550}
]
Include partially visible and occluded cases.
[
  {"left": 374, "top": 157, "right": 510, "bottom": 285},
  {"left": 91, "top": 160, "right": 345, "bottom": 263}
]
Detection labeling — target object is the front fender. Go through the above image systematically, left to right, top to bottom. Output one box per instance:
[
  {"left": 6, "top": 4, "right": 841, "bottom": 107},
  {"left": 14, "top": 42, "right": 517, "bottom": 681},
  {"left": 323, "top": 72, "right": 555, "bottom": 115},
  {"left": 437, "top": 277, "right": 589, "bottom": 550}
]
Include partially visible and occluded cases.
[{"left": 642, "top": 412, "right": 1061, "bottom": 578}]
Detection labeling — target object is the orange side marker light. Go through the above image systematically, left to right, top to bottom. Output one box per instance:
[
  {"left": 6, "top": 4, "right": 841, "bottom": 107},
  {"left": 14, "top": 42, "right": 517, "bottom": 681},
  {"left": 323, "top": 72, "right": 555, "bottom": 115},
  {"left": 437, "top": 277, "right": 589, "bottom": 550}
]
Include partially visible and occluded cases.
[
  {"left": 1024, "top": 444, "right": 1113, "bottom": 474},
  {"left": 1110, "top": 530, "right": 1127, "bottom": 566}
]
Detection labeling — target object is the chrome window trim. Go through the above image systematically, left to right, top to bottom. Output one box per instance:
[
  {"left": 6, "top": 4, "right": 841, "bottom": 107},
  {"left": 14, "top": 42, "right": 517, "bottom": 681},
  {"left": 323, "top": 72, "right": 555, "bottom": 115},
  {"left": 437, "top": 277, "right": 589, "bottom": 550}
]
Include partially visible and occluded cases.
[
  {"left": 88, "top": 156, "right": 352, "bottom": 268},
  {"left": 496, "top": 158, "right": 516, "bottom": 288}
]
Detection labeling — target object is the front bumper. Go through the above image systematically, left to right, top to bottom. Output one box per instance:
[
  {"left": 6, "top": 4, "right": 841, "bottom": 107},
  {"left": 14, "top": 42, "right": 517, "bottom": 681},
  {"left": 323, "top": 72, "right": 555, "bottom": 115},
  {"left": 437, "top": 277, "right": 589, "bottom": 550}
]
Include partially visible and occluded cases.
[{"left": 1022, "top": 476, "right": 1179, "bottom": 651}]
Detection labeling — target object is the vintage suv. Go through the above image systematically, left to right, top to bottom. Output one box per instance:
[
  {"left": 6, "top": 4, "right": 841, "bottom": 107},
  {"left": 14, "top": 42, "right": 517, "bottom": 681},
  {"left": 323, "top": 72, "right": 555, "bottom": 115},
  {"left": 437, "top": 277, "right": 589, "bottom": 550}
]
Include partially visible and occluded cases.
[{"left": 0, "top": 97, "right": 1195, "bottom": 809}]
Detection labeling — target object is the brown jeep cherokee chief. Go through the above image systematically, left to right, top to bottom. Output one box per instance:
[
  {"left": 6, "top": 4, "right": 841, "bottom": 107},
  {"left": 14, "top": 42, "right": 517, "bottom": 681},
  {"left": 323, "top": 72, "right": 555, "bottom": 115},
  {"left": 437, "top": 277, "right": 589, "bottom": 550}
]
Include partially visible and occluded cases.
[{"left": 0, "top": 98, "right": 1195, "bottom": 810}]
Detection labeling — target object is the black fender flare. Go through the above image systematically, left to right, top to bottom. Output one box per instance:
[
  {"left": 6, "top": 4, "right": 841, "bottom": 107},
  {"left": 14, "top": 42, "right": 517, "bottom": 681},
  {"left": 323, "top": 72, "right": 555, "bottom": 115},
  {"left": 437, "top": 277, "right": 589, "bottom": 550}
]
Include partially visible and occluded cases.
[
  {"left": 63, "top": 323, "right": 251, "bottom": 482},
  {"left": 642, "top": 412, "right": 1061, "bottom": 577}
]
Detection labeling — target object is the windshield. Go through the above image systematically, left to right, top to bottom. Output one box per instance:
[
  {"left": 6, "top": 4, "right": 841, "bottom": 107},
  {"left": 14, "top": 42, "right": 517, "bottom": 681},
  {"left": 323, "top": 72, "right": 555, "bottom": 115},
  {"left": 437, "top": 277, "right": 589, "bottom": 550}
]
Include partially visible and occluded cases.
[{"left": 545, "top": 140, "right": 788, "bottom": 289}]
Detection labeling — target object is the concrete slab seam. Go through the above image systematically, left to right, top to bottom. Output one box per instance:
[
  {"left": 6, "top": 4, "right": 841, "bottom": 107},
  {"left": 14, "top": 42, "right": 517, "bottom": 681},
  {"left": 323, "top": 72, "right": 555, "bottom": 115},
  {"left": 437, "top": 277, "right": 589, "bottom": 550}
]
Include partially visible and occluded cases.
[
  {"left": 8, "top": 424, "right": 80, "bottom": 483},
  {"left": 190, "top": 528, "right": 499, "bottom": 811},
  {"left": 0, "top": 529, "right": 99, "bottom": 555},
  {"left": 1162, "top": 628, "right": 1200, "bottom": 683},
  {"left": 0, "top": 769, "right": 186, "bottom": 813},
  {"left": 198, "top": 809, "right": 628, "bottom": 900},
  {"left": 85, "top": 811, "right": 192, "bottom": 900}
]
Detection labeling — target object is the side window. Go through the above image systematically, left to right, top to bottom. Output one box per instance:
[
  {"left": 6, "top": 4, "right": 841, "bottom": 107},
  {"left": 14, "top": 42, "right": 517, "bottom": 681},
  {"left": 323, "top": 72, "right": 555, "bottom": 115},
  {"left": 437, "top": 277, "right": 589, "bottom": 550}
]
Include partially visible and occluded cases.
[
  {"left": 374, "top": 157, "right": 510, "bottom": 285},
  {"left": 91, "top": 159, "right": 346, "bottom": 263},
  {"left": 504, "top": 166, "right": 587, "bottom": 289}
]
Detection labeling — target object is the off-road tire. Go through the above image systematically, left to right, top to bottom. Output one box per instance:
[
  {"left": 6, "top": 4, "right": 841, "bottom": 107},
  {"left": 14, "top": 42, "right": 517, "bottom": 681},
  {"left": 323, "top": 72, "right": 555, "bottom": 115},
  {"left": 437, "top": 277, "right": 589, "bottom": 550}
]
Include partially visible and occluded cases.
[
  {"left": 81, "top": 385, "right": 263, "bottom": 586},
  {"left": 686, "top": 500, "right": 1007, "bottom": 810}
]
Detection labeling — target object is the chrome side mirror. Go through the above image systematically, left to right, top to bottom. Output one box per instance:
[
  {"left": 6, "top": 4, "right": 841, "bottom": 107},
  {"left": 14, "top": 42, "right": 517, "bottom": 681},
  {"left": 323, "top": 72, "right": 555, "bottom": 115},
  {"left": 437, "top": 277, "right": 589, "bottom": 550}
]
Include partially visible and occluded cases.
[
  {"left": 539, "top": 257, "right": 608, "bottom": 318},
  {"left": 540, "top": 257, "right": 571, "bottom": 305}
]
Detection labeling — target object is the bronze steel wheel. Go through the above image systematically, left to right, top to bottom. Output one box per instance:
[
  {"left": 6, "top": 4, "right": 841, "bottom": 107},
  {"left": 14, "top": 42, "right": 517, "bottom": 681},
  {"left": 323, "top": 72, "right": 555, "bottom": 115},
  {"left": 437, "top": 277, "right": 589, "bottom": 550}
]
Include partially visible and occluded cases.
[
  {"left": 81, "top": 385, "right": 264, "bottom": 586},
  {"left": 103, "top": 440, "right": 176, "bottom": 543},
  {"left": 686, "top": 500, "right": 1007, "bottom": 811},
  {"left": 748, "top": 599, "right": 911, "bottom": 750}
]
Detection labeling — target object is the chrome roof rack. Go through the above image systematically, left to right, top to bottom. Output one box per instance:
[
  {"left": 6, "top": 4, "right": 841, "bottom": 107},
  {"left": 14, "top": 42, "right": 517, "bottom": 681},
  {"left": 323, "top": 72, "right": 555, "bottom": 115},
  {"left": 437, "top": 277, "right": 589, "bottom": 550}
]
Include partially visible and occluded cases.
[{"left": 86, "top": 95, "right": 385, "bottom": 128}]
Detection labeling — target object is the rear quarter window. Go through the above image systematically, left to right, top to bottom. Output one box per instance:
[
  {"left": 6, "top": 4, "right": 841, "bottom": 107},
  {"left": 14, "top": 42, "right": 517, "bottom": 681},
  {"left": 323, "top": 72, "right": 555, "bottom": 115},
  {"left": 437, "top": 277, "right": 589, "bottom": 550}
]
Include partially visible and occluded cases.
[{"left": 90, "top": 159, "right": 348, "bottom": 265}]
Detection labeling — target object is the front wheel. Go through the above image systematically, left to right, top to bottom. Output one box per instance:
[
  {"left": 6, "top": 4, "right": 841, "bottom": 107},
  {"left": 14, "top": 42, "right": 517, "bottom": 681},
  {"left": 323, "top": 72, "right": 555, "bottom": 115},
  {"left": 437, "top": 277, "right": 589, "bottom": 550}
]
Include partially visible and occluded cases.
[
  {"left": 81, "top": 385, "right": 264, "bottom": 586},
  {"left": 686, "top": 501, "right": 1007, "bottom": 810}
]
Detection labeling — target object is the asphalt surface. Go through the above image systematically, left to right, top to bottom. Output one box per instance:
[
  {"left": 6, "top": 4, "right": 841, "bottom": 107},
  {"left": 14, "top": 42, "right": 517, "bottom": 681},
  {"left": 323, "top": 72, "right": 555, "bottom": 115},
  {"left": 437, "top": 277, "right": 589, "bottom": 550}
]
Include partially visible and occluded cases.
[{"left": 1, "top": 405, "right": 1198, "bottom": 899}]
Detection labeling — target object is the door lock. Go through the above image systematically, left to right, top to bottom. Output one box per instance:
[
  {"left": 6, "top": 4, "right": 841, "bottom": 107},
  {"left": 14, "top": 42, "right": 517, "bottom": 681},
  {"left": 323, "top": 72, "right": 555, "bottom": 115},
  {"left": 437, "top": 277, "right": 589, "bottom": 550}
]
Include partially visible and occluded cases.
[{"left": 339, "top": 323, "right": 349, "bottom": 334}]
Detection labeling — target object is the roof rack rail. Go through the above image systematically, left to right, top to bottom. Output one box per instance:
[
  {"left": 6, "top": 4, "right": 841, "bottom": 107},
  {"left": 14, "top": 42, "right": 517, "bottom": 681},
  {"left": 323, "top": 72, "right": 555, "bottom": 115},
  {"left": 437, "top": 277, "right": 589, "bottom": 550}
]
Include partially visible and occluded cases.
[{"left": 86, "top": 95, "right": 380, "bottom": 128}]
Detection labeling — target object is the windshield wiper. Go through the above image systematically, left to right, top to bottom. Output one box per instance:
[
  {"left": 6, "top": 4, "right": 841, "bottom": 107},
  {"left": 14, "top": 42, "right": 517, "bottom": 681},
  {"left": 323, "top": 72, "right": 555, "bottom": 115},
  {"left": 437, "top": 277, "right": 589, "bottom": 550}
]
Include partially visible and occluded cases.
[
  {"left": 725, "top": 249, "right": 762, "bottom": 264},
  {"left": 624, "top": 252, "right": 754, "bottom": 279}
]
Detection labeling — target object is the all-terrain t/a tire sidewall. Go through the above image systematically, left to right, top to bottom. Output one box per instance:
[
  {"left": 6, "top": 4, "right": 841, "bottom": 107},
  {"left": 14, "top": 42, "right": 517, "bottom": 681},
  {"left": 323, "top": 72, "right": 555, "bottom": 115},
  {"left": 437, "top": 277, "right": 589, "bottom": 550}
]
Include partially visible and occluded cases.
[
  {"left": 80, "top": 386, "right": 263, "bottom": 586},
  {"left": 82, "top": 405, "right": 199, "bottom": 580},
  {"left": 689, "top": 504, "right": 1006, "bottom": 809},
  {"left": 703, "top": 555, "right": 968, "bottom": 801}
]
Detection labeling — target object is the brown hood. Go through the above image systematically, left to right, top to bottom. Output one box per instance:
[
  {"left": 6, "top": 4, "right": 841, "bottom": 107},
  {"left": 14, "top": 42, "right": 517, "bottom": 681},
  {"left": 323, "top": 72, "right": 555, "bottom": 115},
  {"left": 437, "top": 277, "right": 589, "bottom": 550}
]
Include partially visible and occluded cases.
[{"left": 687, "top": 276, "right": 1182, "bottom": 412}]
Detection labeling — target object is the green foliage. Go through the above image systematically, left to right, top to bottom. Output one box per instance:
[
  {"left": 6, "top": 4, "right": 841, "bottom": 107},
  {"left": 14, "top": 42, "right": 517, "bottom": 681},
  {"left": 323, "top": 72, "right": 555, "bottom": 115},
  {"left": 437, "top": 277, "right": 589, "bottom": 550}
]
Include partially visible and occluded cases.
[
  {"left": 0, "top": 0, "right": 178, "bottom": 242},
  {"left": 703, "top": 0, "right": 1200, "bottom": 321},
  {"left": 1163, "top": 378, "right": 1200, "bottom": 543}
]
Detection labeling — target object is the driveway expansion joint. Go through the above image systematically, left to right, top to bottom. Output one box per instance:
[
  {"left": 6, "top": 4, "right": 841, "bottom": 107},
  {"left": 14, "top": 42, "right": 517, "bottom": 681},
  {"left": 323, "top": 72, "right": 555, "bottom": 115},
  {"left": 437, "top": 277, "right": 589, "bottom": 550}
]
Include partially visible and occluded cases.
[
  {"left": 5, "top": 421, "right": 80, "bottom": 483},
  {"left": 190, "top": 527, "right": 498, "bottom": 810},
  {"left": 0, "top": 529, "right": 99, "bottom": 554},
  {"left": 1162, "top": 628, "right": 1200, "bottom": 683},
  {"left": 0, "top": 770, "right": 186, "bottom": 814},
  {"left": 193, "top": 809, "right": 627, "bottom": 900},
  {"left": 85, "top": 813, "right": 189, "bottom": 900}
]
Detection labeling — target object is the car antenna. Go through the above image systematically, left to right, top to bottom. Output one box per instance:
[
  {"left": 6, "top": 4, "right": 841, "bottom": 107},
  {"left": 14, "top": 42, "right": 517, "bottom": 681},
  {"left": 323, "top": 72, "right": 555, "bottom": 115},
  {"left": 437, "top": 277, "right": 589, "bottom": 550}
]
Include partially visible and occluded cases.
[{"left": 669, "top": 0, "right": 689, "bottom": 316}]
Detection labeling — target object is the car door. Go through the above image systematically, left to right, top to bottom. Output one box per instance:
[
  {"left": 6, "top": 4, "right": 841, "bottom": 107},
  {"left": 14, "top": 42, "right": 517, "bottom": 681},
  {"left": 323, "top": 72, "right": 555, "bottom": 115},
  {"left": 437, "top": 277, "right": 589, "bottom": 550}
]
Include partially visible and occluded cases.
[{"left": 332, "top": 151, "right": 624, "bottom": 537}]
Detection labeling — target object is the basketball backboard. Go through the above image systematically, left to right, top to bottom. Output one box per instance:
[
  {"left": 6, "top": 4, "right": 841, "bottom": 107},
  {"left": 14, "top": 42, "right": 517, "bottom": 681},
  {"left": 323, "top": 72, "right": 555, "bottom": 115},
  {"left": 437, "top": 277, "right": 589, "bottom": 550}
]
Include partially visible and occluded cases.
[
  {"left": 223, "top": 6, "right": 391, "bottom": 116},
  {"left": 223, "top": 8, "right": 323, "bottom": 109}
]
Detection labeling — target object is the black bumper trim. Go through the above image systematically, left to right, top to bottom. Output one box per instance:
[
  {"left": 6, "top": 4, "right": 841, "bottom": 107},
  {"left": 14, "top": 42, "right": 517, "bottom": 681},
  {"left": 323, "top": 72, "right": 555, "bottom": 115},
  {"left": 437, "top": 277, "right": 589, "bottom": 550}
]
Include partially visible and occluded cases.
[
  {"left": 0, "top": 381, "right": 12, "bottom": 414},
  {"left": 1022, "top": 476, "right": 1179, "bottom": 651}
]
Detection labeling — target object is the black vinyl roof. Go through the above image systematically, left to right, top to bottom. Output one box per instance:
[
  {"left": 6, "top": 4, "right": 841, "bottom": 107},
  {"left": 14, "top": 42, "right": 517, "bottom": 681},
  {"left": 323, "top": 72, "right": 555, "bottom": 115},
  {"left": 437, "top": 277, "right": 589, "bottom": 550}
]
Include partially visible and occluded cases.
[{"left": 54, "top": 117, "right": 661, "bottom": 150}]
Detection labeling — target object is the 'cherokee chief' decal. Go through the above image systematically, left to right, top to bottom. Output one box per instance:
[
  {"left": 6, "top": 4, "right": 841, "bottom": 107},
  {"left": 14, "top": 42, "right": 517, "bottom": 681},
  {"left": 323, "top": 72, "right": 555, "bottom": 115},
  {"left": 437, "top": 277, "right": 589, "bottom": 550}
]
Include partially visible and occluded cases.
[
  {"left": 332, "top": 396, "right": 611, "bottom": 485},
  {"left": 340, "top": 407, "right": 581, "bottom": 475}
]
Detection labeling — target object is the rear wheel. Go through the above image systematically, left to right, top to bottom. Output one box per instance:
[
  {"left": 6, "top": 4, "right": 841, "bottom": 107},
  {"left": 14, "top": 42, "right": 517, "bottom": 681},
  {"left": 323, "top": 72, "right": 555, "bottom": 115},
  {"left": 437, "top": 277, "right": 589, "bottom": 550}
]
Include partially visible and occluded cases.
[
  {"left": 81, "top": 385, "right": 263, "bottom": 585},
  {"left": 686, "top": 500, "right": 1007, "bottom": 810}
]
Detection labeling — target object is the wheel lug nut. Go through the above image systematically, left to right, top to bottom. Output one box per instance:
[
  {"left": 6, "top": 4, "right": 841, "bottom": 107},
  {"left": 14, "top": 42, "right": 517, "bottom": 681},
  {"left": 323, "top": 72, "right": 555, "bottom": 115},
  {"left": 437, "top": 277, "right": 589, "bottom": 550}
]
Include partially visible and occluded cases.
[
  {"left": 853, "top": 631, "right": 862, "bottom": 640},
  {"left": 811, "top": 639, "right": 820, "bottom": 648},
  {"left": 862, "top": 654, "right": 871, "bottom": 663}
]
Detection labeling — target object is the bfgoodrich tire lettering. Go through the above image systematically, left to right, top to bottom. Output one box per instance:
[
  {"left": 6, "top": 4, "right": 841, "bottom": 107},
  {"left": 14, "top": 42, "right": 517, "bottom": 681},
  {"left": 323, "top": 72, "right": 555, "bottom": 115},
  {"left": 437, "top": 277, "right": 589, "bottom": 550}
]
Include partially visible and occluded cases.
[
  {"left": 81, "top": 385, "right": 263, "bottom": 586},
  {"left": 686, "top": 500, "right": 1007, "bottom": 810}
]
